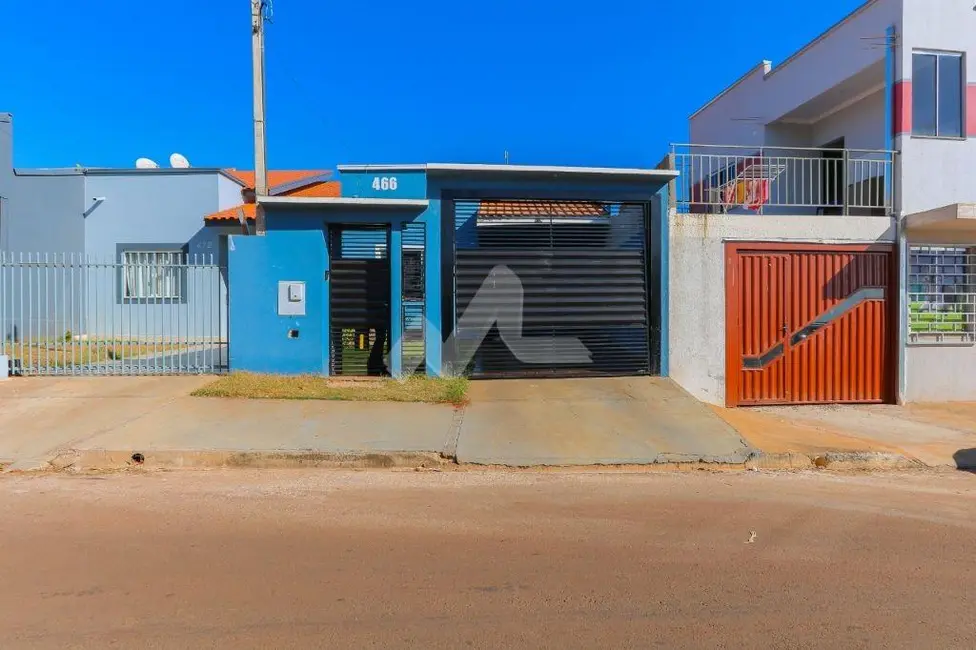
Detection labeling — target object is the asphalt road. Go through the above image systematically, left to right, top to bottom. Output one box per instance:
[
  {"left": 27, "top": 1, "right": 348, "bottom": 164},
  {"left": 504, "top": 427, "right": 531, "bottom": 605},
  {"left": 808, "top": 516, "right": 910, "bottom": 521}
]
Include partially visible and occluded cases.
[{"left": 1, "top": 468, "right": 975, "bottom": 649}]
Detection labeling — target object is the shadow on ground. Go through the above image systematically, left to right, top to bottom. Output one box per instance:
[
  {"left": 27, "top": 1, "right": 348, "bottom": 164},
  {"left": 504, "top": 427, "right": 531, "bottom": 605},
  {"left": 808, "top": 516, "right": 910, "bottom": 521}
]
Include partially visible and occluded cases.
[{"left": 953, "top": 449, "right": 976, "bottom": 473}]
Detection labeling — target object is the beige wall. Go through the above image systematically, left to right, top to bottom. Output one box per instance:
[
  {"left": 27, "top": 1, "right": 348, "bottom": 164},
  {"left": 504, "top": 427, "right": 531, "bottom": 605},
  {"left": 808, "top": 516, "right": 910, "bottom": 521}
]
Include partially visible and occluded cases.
[{"left": 906, "top": 345, "right": 976, "bottom": 402}]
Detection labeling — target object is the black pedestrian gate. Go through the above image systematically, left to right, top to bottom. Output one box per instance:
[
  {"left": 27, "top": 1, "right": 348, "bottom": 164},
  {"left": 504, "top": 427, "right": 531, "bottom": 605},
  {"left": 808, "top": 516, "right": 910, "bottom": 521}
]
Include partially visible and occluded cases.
[
  {"left": 452, "top": 199, "right": 653, "bottom": 378},
  {"left": 328, "top": 225, "right": 391, "bottom": 376}
]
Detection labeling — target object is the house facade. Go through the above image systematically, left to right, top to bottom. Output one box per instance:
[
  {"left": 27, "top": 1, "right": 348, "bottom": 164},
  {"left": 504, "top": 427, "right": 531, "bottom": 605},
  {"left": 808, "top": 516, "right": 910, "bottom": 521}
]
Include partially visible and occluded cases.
[
  {"left": 674, "top": 0, "right": 976, "bottom": 405},
  {"left": 0, "top": 113, "right": 245, "bottom": 373},
  {"left": 228, "top": 164, "right": 674, "bottom": 380}
]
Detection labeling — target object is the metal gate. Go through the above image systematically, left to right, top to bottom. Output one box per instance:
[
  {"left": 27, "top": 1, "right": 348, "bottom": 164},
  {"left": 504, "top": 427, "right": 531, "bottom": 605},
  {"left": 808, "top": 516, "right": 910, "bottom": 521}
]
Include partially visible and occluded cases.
[
  {"left": 452, "top": 199, "right": 652, "bottom": 378},
  {"left": 328, "top": 225, "right": 391, "bottom": 376},
  {"left": 725, "top": 243, "right": 894, "bottom": 406},
  {"left": 1, "top": 252, "right": 227, "bottom": 376}
]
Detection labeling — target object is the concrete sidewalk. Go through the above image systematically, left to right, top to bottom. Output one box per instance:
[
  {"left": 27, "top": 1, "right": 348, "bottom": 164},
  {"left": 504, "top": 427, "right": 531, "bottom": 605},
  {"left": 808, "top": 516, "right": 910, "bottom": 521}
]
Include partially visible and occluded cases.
[
  {"left": 0, "top": 376, "right": 752, "bottom": 470},
  {"left": 2, "top": 376, "right": 975, "bottom": 472},
  {"left": 0, "top": 377, "right": 457, "bottom": 470},
  {"left": 713, "top": 402, "right": 976, "bottom": 469}
]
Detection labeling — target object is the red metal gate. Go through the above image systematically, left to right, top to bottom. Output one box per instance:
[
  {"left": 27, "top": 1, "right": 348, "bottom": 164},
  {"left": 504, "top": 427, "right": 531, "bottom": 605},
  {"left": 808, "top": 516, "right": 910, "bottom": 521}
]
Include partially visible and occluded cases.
[{"left": 725, "top": 243, "right": 895, "bottom": 407}]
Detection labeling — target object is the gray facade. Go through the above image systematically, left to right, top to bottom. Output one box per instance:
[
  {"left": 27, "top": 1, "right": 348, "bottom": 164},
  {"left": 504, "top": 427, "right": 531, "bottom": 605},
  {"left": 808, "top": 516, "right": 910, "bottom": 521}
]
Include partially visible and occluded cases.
[
  {"left": 1, "top": 113, "right": 241, "bottom": 346},
  {"left": 0, "top": 114, "right": 13, "bottom": 250},
  {"left": 82, "top": 171, "right": 232, "bottom": 340},
  {"left": 84, "top": 171, "right": 228, "bottom": 260},
  {"left": 8, "top": 173, "right": 85, "bottom": 254}
]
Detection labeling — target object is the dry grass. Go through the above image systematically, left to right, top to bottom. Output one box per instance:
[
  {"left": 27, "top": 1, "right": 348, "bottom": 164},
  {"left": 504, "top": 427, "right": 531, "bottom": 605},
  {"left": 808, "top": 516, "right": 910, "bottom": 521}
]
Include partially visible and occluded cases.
[
  {"left": 4, "top": 341, "right": 186, "bottom": 368},
  {"left": 192, "top": 373, "right": 469, "bottom": 405}
]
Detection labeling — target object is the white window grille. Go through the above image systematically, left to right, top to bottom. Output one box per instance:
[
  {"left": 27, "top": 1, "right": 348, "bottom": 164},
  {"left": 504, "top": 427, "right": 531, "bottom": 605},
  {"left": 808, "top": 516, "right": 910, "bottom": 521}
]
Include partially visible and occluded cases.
[
  {"left": 909, "top": 246, "right": 975, "bottom": 342},
  {"left": 122, "top": 250, "right": 184, "bottom": 300}
]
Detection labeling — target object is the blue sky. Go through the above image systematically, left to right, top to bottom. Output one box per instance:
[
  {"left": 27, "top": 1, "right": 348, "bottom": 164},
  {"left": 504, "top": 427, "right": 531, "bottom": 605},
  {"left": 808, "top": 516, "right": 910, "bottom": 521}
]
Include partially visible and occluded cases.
[{"left": 2, "top": 0, "right": 866, "bottom": 170}]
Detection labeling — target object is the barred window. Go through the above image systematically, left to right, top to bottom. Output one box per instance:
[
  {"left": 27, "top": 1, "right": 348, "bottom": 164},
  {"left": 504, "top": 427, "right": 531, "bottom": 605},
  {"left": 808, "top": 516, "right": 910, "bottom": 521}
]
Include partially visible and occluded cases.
[
  {"left": 909, "top": 246, "right": 975, "bottom": 341},
  {"left": 403, "top": 248, "right": 424, "bottom": 300},
  {"left": 122, "top": 250, "right": 184, "bottom": 300}
]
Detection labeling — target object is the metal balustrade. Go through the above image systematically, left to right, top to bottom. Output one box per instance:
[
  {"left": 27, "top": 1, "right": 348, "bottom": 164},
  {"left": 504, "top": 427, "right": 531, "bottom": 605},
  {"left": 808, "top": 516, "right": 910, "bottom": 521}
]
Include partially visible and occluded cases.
[{"left": 670, "top": 144, "right": 895, "bottom": 216}]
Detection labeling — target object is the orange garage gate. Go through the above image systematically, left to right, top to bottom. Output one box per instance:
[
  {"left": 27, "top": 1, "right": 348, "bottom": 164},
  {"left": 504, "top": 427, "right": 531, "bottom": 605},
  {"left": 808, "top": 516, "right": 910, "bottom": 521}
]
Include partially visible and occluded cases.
[{"left": 725, "top": 243, "right": 896, "bottom": 407}]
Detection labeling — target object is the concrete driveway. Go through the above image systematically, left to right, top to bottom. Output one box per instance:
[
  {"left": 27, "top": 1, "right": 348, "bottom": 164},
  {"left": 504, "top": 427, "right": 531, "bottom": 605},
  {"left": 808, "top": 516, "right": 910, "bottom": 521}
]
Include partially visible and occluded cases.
[{"left": 454, "top": 377, "right": 754, "bottom": 466}]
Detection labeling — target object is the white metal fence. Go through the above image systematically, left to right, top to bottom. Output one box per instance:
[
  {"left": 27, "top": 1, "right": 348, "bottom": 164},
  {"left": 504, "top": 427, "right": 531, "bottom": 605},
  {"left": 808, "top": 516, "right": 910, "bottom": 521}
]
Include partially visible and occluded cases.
[
  {"left": 671, "top": 144, "right": 895, "bottom": 216},
  {"left": 1, "top": 252, "right": 228, "bottom": 376}
]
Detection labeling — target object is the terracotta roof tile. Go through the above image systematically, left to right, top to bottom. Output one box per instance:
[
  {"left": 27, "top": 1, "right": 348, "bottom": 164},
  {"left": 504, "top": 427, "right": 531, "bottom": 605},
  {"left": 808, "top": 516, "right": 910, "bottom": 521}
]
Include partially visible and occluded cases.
[
  {"left": 224, "top": 169, "right": 327, "bottom": 189},
  {"left": 283, "top": 180, "right": 342, "bottom": 198},
  {"left": 204, "top": 181, "right": 343, "bottom": 222},
  {"left": 477, "top": 200, "right": 608, "bottom": 219},
  {"left": 205, "top": 203, "right": 257, "bottom": 223}
]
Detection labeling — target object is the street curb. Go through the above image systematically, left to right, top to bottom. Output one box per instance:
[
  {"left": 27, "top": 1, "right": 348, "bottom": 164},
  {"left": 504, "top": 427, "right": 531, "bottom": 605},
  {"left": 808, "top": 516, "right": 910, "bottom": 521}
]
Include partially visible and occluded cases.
[
  {"left": 3, "top": 449, "right": 927, "bottom": 474},
  {"left": 42, "top": 449, "right": 457, "bottom": 472},
  {"left": 744, "top": 450, "right": 923, "bottom": 471}
]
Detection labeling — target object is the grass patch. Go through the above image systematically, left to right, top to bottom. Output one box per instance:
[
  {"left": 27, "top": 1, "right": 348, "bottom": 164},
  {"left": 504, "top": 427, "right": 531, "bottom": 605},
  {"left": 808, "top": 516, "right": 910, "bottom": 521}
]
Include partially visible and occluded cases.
[
  {"left": 4, "top": 341, "right": 186, "bottom": 368},
  {"left": 192, "top": 372, "right": 469, "bottom": 405}
]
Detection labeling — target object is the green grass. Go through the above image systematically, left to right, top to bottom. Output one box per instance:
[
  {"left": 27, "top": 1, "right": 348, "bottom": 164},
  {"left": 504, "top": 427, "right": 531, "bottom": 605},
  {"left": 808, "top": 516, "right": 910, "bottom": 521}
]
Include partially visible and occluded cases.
[
  {"left": 4, "top": 341, "right": 185, "bottom": 368},
  {"left": 192, "top": 372, "right": 469, "bottom": 405}
]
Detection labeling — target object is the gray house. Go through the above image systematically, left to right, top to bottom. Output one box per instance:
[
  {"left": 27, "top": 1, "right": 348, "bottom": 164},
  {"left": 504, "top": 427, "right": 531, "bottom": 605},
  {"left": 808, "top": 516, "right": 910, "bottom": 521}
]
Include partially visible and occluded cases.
[{"left": 0, "top": 113, "right": 244, "bottom": 374}]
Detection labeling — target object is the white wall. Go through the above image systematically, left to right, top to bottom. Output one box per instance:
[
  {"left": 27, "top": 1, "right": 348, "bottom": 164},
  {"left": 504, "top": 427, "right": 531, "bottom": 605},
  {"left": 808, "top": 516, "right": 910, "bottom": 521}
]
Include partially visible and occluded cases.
[
  {"left": 690, "top": 0, "right": 901, "bottom": 147},
  {"left": 898, "top": 0, "right": 976, "bottom": 215},
  {"left": 900, "top": 0, "right": 975, "bottom": 79},
  {"left": 690, "top": 62, "right": 770, "bottom": 148},
  {"left": 811, "top": 88, "right": 886, "bottom": 151},
  {"left": 901, "top": 139, "right": 976, "bottom": 214},
  {"left": 668, "top": 210, "right": 896, "bottom": 405},
  {"left": 907, "top": 345, "right": 976, "bottom": 402}
]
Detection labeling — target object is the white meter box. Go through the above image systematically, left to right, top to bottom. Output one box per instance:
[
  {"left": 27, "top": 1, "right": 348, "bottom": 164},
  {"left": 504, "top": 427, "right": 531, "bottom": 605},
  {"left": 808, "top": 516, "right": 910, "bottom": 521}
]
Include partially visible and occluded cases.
[{"left": 277, "top": 281, "right": 306, "bottom": 316}]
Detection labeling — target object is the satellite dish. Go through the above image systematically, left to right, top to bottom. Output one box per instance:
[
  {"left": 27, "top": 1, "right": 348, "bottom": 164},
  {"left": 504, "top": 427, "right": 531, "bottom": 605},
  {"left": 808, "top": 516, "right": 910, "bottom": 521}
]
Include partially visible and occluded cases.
[
  {"left": 169, "top": 153, "right": 190, "bottom": 168},
  {"left": 135, "top": 157, "right": 159, "bottom": 169}
]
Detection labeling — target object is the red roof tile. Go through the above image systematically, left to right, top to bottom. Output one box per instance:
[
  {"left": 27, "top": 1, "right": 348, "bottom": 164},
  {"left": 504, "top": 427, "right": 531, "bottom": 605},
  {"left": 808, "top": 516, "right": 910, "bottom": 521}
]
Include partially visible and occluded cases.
[
  {"left": 224, "top": 169, "right": 327, "bottom": 190},
  {"left": 283, "top": 180, "right": 342, "bottom": 199},
  {"left": 204, "top": 181, "right": 343, "bottom": 222},
  {"left": 477, "top": 200, "right": 608, "bottom": 219},
  {"left": 205, "top": 203, "right": 257, "bottom": 223}
]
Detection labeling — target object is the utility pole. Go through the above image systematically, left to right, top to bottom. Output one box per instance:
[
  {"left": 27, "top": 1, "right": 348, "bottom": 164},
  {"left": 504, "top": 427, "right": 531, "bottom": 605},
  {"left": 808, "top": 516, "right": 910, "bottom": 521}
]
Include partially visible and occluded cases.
[{"left": 251, "top": 0, "right": 268, "bottom": 235}]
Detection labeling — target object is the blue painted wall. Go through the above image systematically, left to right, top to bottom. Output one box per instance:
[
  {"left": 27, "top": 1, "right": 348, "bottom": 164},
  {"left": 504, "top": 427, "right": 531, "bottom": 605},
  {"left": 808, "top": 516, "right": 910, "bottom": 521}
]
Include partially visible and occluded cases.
[
  {"left": 338, "top": 170, "right": 427, "bottom": 199},
  {"left": 650, "top": 185, "right": 669, "bottom": 376},
  {"left": 228, "top": 204, "right": 440, "bottom": 377},
  {"left": 228, "top": 227, "right": 326, "bottom": 375}
]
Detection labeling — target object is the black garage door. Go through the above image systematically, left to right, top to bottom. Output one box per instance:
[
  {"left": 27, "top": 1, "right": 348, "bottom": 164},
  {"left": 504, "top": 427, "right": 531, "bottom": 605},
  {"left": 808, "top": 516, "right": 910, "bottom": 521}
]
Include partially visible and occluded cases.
[{"left": 452, "top": 199, "right": 653, "bottom": 378}]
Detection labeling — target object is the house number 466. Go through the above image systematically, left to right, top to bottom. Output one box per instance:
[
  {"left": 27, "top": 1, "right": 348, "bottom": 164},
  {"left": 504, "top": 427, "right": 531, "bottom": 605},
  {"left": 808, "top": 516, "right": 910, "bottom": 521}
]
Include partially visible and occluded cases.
[{"left": 371, "top": 176, "right": 398, "bottom": 191}]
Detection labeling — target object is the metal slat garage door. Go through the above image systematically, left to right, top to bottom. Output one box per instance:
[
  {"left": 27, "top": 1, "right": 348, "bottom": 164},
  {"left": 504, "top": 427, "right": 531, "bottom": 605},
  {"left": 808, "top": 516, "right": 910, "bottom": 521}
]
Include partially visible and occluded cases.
[{"left": 453, "top": 199, "right": 652, "bottom": 378}]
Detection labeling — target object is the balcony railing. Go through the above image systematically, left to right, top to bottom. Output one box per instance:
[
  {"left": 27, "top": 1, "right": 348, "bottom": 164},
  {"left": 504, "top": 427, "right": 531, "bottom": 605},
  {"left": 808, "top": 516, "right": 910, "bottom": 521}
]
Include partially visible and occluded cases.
[{"left": 670, "top": 144, "right": 895, "bottom": 216}]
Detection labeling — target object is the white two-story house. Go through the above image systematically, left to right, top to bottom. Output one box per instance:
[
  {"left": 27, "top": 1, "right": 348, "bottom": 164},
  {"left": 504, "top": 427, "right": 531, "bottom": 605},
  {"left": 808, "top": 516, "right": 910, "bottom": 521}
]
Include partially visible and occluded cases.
[{"left": 668, "top": 0, "right": 976, "bottom": 406}]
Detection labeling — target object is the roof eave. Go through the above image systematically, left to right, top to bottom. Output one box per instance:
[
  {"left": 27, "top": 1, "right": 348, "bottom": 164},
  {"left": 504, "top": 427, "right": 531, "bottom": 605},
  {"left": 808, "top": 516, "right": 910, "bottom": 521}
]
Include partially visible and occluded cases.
[
  {"left": 338, "top": 163, "right": 678, "bottom": 180},
  {"left": 269, "top": 172, "right": 334, "bottom": 196},
  {"left": 258, "top": 196, "right": 429, "bottom": 210}
]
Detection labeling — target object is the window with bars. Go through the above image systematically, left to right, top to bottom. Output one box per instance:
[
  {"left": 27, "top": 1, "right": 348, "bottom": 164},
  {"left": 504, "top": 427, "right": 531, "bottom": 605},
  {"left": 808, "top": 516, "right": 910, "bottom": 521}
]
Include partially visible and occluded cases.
[
  {"left": 909, "top": 246, "right": 975, "bottom": 341},
  {"left": 403, "top": 248, "right": 424, "bottom": 300},
  {"left": 122, "top": 250, "right": 185, "bottom": 300}
]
